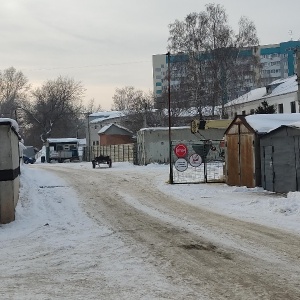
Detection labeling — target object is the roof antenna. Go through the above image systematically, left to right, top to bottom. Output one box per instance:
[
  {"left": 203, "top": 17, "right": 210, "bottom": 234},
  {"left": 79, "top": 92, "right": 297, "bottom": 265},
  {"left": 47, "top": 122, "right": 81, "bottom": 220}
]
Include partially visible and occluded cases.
[{"left": 289, "top": 30, "right": 293, "bottom": 41}]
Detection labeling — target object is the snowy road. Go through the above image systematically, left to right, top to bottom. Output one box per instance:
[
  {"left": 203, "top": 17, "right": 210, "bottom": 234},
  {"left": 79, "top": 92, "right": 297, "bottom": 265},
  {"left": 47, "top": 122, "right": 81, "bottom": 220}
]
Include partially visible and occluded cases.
[{"left": 1, "top": 162, "right": 300, "bottom": 299}]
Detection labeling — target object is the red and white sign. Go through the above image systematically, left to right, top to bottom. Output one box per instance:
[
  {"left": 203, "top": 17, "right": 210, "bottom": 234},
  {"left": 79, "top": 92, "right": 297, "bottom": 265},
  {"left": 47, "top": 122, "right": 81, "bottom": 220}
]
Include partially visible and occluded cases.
[
  {"left": 174, "top": 143, "right": 188, "bottom": 158},
  {"left": 189, "top": 153, "right": 202, "bottom": 167}
]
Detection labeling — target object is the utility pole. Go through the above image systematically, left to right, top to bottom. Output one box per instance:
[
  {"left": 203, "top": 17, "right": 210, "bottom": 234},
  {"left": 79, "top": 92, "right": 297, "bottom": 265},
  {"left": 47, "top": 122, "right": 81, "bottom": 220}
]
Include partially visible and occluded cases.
[
  {"left": 296, "top": 48, "right": 300, "bottom": 112},
  {"left": 167, "top": 51, "right": 173, "bottom": 184},
  {"left": 87, "top": 113, "right": 91, "bottom": 161}
]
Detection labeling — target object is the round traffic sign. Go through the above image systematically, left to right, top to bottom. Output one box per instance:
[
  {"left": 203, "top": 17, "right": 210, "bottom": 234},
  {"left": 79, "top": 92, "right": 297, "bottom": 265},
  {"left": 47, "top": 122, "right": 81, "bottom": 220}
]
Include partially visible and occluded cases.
[
  {"left": 174, "top": 143, "right": 188, "bottom": 158},
  {"left": 189, "top": 153, "right": 202, "bottom": 167},
  {"left": 174, "top": 158, "right": 188, "bottom": 172}
]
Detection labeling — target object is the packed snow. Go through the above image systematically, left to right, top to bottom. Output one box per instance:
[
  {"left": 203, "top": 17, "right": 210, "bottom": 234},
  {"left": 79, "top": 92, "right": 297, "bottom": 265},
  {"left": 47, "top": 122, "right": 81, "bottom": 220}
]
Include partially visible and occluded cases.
[
  {"left": 1, "top": 161, "right": 300, "bottom": 299},
  {"left": 4, "top": 161, "right": 300, "bottom": 237}
]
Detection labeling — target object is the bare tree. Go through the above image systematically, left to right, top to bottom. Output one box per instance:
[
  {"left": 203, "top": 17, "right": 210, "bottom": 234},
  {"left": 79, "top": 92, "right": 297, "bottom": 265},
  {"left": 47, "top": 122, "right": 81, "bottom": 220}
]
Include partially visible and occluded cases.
[
  {"left": 165, "top": 3, "right": 260, "bottom": 119},
  {"left": 0, "top": 67, "right": 30, "bottom": 118},
  {"left": 22, "top": 76, "right": 85, "bottom": 146},
  {"left": 112, "top": 86, "right": 157, "bottom": 133},
  {"left": 85, "top": 98, "right": 102, "bottom": 114}
]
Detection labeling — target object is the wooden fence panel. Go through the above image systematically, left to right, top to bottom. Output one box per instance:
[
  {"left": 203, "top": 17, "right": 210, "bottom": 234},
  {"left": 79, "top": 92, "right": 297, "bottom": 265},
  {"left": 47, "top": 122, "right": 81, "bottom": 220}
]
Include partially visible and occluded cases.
[{"left": 87, "top": 143, "right": 135, "bottom": 163}]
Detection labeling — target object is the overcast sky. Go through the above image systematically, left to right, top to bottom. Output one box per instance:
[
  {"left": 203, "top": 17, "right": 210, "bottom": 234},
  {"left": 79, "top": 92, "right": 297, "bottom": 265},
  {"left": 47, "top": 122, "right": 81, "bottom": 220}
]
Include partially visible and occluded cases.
[{"left": 1, "top": 0, "right": 300, "bottom": 110}]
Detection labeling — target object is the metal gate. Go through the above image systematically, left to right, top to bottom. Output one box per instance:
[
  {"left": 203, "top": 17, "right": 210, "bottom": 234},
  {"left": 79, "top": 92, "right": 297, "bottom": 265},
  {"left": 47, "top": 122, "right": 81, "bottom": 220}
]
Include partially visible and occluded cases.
[{"left": 171, "top": 140, "right": 225, "bottom": 184}]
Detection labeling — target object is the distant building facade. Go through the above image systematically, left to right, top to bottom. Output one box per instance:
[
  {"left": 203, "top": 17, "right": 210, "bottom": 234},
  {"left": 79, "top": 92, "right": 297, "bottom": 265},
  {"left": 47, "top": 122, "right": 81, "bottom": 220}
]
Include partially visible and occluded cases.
[
  {"left": 153, "top": 40, "right": 300, "bottom": 104},
  {"left": 224, "top": 75, "right": 299, "bottom": 117},
  {"left": 86, "top": 111, "right": 125, "bottom": 148}
]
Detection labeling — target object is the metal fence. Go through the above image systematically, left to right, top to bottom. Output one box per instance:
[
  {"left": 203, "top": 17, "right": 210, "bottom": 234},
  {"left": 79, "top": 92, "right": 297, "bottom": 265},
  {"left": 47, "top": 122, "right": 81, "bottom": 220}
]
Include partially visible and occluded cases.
[{"left": 171, "top": 140, "right": 225, "bottom": 184}]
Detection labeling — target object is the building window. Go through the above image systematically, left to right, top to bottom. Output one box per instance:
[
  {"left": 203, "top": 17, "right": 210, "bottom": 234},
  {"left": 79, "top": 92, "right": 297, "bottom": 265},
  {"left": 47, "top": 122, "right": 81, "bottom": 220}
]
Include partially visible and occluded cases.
[
  {"left": 291, "top": 101, "right": 296, "bottom": 113},
  {"left": 278, "top": 103, "right": 284, "bottom": 113},
  {"left": 250, "top": 109, "right": 254, "bottom": 115},
  {"left": 242, "top": 110, "right": 246, "bottom": 115}
]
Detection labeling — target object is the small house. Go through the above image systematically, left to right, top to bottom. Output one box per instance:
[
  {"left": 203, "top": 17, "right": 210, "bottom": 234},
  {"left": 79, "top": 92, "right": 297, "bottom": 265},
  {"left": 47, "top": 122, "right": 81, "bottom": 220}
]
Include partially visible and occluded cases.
[
  {"left": 224, "top": 75, "right": 299, "bottom": 118},
  {"left": 87, "top": 111, "right": 125, "bottom": 147},
  {"left": 98, "top": 123, "right": 134, "bottom": 146}
]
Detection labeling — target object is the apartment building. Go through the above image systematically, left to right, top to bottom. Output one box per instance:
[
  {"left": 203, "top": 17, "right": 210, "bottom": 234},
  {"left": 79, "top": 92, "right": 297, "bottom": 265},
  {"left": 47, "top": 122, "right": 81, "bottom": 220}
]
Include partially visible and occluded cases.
[{"left": 153, "top": 40, "right": 300, "bottom": 103}]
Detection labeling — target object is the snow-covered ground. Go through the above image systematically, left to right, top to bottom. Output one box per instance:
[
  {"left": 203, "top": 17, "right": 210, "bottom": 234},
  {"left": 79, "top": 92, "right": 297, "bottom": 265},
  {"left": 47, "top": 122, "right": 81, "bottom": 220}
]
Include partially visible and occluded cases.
[{"left": 1, "top": 161, "right": 299, "bottom": 299}]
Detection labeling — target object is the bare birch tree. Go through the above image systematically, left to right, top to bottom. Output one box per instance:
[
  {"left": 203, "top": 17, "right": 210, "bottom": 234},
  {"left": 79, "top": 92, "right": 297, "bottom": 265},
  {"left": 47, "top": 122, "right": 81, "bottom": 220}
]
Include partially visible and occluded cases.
[{"left": 165, "top": 3, "right": 260, "bottom": 119}]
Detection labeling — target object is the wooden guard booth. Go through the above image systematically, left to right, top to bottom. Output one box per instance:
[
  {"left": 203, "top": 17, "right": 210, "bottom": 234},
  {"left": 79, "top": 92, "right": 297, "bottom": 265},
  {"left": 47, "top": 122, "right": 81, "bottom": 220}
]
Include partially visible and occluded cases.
[{"left": 224, "top": 115, "right": 261, "bottom": 188}]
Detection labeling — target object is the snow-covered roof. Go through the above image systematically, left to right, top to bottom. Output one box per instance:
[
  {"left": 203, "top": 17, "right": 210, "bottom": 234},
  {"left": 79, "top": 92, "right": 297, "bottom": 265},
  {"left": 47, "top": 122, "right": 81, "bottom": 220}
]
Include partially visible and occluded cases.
[
  {"left": 226, "top": 75, "right": 298, "bottom": 107},
  {"left": 265, "top": 75, "right": 298, "bottom": 98},
  {"left": 225, "top": 87, "right": 267, "bottom": 107},
  {"left": 160, "top": 107, "right": 219, "bottom": 117},
  {"left": 89, "top": 111, "right": 125, "bottom": 124},
  {"left": 245, "top": 113, "right": 300, "bottom": 133},
  {"left": 0, "top": 117, "right": 19, "bottom": 132},
  {"left": 289, "top": 121, "right": 300, "bottom": 128},
  {"left": 98, "top": 123, "right": 133, "bottom": 134},
  {"left": 98, "top": 124, "right": 111, "bottom": 134},
  {"left": 139, "top": 126, "right": 190, "bottom": 132},
  {"left": 47, "top": 138, "right": 79, "bottom": 143},
  {"left": 77, "top": 138, "right": 86, "bottom": 145}
]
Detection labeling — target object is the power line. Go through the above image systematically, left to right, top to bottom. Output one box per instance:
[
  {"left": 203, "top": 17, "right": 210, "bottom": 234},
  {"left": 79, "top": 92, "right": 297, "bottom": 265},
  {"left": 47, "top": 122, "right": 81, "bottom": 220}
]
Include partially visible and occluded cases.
[{"left": 20, "top": 60, "right": 151, "bottom": 72}]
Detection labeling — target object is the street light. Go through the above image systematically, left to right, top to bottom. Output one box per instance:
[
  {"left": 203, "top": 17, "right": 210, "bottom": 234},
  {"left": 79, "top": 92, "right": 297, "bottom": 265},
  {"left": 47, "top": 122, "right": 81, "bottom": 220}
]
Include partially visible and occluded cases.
[{"left": 167, "top": 52, "right": 173, "bottom": 184}]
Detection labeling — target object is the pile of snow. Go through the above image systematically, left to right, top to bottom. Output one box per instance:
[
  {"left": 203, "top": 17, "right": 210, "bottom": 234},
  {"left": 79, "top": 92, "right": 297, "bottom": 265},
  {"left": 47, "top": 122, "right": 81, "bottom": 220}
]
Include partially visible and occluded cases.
[
  {"left": 245, "top": 113, "right": 300, "bottom": 133},
  {"left": 0, "top": 117, "right": 19, "bottom": 132}
]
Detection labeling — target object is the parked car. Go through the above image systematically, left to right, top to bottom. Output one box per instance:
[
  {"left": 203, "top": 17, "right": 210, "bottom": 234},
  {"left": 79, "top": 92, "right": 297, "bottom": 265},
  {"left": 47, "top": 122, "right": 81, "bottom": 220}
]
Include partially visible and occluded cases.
[{"left": 23, "top": 155, "right": 36, "bottom": 164}]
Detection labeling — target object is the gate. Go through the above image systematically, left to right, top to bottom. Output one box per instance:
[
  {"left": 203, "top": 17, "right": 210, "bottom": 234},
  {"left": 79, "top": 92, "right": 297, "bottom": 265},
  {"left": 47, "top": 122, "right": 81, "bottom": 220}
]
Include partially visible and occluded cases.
[{"left": 171, "top": 140, "right": 225, "bottom": 184}]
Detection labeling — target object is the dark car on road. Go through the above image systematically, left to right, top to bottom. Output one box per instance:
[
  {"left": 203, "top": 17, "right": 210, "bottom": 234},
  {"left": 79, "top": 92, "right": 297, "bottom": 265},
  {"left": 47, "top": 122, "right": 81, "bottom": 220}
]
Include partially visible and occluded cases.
[{"left": 23, "top": 156, "right": 36, "bottom": 164}]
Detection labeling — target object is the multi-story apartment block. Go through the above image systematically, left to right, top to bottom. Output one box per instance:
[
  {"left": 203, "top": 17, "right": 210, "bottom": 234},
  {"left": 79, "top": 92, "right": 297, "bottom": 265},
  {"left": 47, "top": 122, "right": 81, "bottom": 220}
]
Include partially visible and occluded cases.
[
  {"left": 153, "top": 40, "right": 300, "bottom": 104},
  {"left": 259, "top": 41, "right": 300, "bottom": 84}
]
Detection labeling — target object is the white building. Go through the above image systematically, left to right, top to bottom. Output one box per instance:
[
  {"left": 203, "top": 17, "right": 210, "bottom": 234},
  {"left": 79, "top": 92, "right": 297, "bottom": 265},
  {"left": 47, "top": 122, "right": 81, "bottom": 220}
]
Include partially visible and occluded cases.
[
  {"left": 224, "top": 75, "right": 300, "bottom": 117},
  {"left": 86, "top": 111, "right": 125, "bottom": 148}
]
